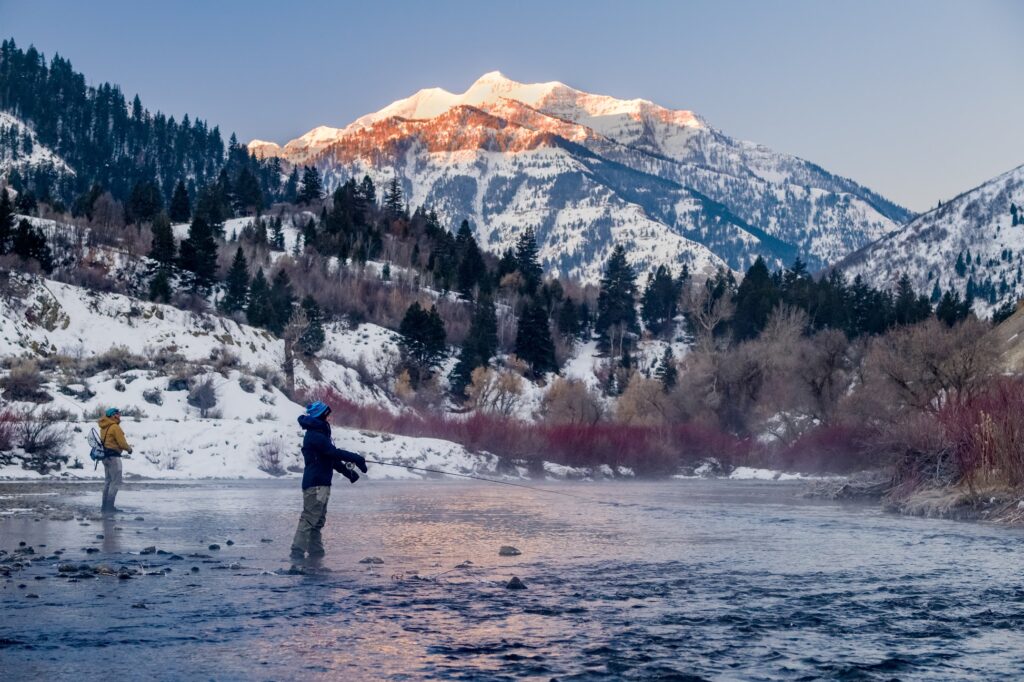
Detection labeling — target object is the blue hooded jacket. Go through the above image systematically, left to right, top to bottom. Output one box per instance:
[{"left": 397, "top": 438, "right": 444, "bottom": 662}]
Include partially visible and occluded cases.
[{"left": 297, "top": 415, "right": 364, "bottom": 489}]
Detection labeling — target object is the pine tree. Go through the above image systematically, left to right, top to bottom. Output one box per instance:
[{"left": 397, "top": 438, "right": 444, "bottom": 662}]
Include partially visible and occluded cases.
[
  {"left": 297, "top": 166, "right": 323, "bottom": 205},
  {"left": 234, "top": 167, "right": 263, "bottom": 213},
  {"left": 284, "top": 168, "right": 299, "bottom": 203},
  {"left": 360, "top": 175, "right": 376, "bottom": 206},
  {"left": 382, "top": 176, "right": 404, "bottom": 219},
  {"left": 126, "top": 180, "right": 163, "bottom": 224},
  {"left": 169, "top": 180, "right": 191, "bottom": 222},
  {"left": 194, "top": 183, "right": 227, "bottom": 230},
  {"left": 0, "top": 188, "right": 15, "bottom": 254},
  {"left": 15, "top": 190, "right": 37, "bottom": 215},
  {"left": 149, "top": 213, "right": 176, "bottom": 267},
  {"left": 177, "top": 216, "right": 218, "bottom": 289},
  {"left": 251, "top": 217, "right": 268, "bottom": 246},
  {"left": 270, "top": 217, "right": 285, "bottom": 251},
  {"left": 302, "top": 217, "right": 317, "bottom": 249},
  {"left": 12, "top": 218, "right": 53, "bottom": 271},
  {"left": 455, "top": 220, "right": 486, "bottom": 298},
  {"left": 514, "top": 229, "right": 543, "bottom": 293},
  {"left": 595, "top": 245, "right": 639, "bottom": 354},
  {"left": 220, "top": 247, "right": 249, "bottom": 314},
  {"left": 496, "top": 248, "right": 517, "bottom": 279},
  {"left": 955, "top": 252, "right": 967, "bottom": 278},
  {"left": 732, "top": 256, "right": 779, "bottom": 341},
  {"left": 381, "top": 262, "right": 391, "bottom": 281},
  {"left": 641, "top": 265, "right": 679, "bottom": 336},
  {"left": 148, "top": 269, "right": 172, "bottom": 303},
  {"left": 246, "top": 270, "right": 274, "bottom": 328},
  {"left": 268, "top": 270, "right": 295, "bottom": 335},
  {"left": 893, "top": 273, "right": 919, "bottom": 325},
  {"left": 930, "top": 281, "right": 942, "bottom": 303},
  {"left": 937, "top": 288, "right": 958, "bottom": 327},
  {"left": 298, "top": 295, "right": 325, "bottom": 355},
  {"left": 449, "top": 297, "right": 499, "bottom": 397},
  {"left": 515, "top": 297, "right": 557, "bottom": 378},
  {"left": 557, "top": 297, "right": 582, "bottom": 339},
  {"left": 398, "top": 302, "right": 447, "bottom": 385},
  {"left": 655, "top": 346, "right": 678, "bottom": 392}
]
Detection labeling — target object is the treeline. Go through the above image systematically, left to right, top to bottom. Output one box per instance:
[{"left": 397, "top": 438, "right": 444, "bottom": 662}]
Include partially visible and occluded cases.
[{"left": 0, "top": 38, "right": 311, "bottom": 222}]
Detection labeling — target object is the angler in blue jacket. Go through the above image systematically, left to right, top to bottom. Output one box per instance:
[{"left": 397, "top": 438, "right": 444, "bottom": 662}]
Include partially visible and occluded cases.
[{"left": 290, "top": 401, "right": 368, "bottom": 561}]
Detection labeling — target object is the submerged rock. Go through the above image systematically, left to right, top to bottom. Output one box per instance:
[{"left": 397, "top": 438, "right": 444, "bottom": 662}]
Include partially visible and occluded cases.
[
  {"left": 260, "top": 538, "right": 274, "bottom": 543},
  {"left": 208, "top": 544, "right": 221, "bottom": 551},
  {"left": 499, "top": 546, "right": 522, "bottom": 557},
  {"left": 359, "top": 557, "right": 384, "bottom": 564},
  {"left": 505, "top": 576, "right": 527, "bottom": 590}
]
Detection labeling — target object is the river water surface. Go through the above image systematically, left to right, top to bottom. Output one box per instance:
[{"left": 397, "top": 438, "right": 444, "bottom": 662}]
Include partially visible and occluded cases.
[{"left": 1, "top": 479, "right": 1023, "bottom": 680}]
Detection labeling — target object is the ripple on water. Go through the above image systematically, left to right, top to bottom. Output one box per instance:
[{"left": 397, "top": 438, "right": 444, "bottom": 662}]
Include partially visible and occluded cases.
[{"left": 1, "top": 480, "right": 1024, "bottom": 680}]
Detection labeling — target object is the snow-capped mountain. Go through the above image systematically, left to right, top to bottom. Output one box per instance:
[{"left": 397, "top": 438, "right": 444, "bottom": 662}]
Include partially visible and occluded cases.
[
  {"left": 251, "top": 72, "right": 911, "bottom": 280},
  {"left": 840, "top": 163, "right": 1024, "bottom": 313}
]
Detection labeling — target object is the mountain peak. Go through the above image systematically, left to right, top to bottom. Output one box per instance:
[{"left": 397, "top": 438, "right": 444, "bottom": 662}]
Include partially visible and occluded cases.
[{"left": 472, "top": 70, "right": 512, "bottom": 84}]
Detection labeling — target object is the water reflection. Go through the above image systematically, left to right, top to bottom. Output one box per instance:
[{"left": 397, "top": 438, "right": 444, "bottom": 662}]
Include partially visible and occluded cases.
[{"left": 1, "top": 480, "right": 1024, "bottom": 680}]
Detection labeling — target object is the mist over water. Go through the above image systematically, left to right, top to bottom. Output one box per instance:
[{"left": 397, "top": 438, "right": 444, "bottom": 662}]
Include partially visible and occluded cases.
[{"left": 2, "top": 480, "right": 1024, "bottom": 680}]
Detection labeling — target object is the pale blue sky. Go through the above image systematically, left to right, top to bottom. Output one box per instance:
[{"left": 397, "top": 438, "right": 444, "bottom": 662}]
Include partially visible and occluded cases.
[{"left": 2, "top": 0, "right": 1022, "bottom": 211}]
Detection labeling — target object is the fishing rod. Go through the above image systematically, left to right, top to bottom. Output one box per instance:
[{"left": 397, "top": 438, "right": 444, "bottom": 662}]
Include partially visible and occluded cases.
[{"left": 361, "top": 458, "right": 596, "bottom": 501}]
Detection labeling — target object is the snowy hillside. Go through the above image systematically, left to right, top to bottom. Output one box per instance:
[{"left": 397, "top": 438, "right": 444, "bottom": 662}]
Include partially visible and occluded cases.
[
  {"left": 251, "top": 72, "right": 911, "bottom": 279},
  {"left": 0, "top": 111, "right": 73, "bottom": 181},
  {"left": 841, "top": 163, "right": 1024, "bottom": 314},
  {"left": 0, "top": 273, "right": 515, "bottom": 480},
  {"left": 0, "top": 273, "right": 646, "bottom": 481}
]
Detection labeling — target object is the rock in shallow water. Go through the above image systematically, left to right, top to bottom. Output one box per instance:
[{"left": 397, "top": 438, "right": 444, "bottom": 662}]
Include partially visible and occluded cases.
[
  {"left": 208, "top": 544, "right": 220, "bottom": 551},
  {"left": 499, "top": 546, "right": 522, "bottom": 556},
  {"left": 359, "top": 557, "right": 384, "bottom": 564},
  {"left": 505, "top": 576, "right": 527, "bottom": 590}
]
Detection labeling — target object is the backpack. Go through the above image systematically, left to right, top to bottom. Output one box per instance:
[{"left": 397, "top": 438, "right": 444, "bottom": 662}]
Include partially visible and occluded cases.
[{"left": 87, "top": 428, "right": 107, "bottom": 470}]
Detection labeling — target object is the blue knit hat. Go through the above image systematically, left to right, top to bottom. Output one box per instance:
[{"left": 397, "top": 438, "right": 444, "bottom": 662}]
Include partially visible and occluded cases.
[
  {"left": 305, "top": 401, "right": 330, "bottom": 419},
  {"left": 105, "top": 407, "right": 121, "bottom": 418}
]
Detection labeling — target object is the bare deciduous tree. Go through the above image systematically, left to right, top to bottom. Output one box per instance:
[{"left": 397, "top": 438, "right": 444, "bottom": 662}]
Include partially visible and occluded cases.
[
  {"left": 683, "top": 282, "right": 735, "bottom": 349},
  {"left": 468, "top": 367, "right": 524, "bottom": 417},
  {"left": 540, "top": 377, "right": 604, "bottom": 425}
]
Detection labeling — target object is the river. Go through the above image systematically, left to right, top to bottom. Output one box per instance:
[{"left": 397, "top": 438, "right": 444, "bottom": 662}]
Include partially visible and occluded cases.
[{"left": 1, "top": 479, "right": 1023, "bottom": 680}]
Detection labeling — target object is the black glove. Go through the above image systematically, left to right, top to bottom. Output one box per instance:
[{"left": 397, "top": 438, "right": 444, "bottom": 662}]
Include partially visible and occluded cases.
[
  {"left": 351, "top": 453, "right": 368, "bottom": 474},
  {"left": 334, "top": 461, "right": 359, "bottom": 484}
]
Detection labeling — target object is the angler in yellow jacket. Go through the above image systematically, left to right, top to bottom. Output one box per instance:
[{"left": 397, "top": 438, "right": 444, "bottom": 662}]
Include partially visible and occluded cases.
[{"left": 98, "top": 407, "right": 132, "bottom": 512}]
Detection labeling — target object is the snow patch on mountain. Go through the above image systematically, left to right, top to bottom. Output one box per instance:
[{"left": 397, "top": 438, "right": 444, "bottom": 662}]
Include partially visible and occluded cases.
[
  {"left": 0, "top": 111, "right": 74, "bottom": 178},
  {"left": 841, "top": 163, "right": 1024, "bottom": 315}
]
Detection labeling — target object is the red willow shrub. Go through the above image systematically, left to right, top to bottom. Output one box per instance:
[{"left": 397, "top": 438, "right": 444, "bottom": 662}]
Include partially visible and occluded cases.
[
  {"left": 937, "top": 376, "right": 1024, "bottom": 490},
  {"left": 305, "top": 387, "right": 748, "bottom": 476},
  {"left": 0, "top": 408, "right": 16, "bottom": 453},
  {"left": 779, "top": 422, "right": 878, "bottom": 474}
]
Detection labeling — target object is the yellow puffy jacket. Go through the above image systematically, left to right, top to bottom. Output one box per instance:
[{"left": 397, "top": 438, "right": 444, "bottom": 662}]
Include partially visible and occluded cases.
[{"left": 98, "top": 416, "right": 132, "bottom": 454}]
